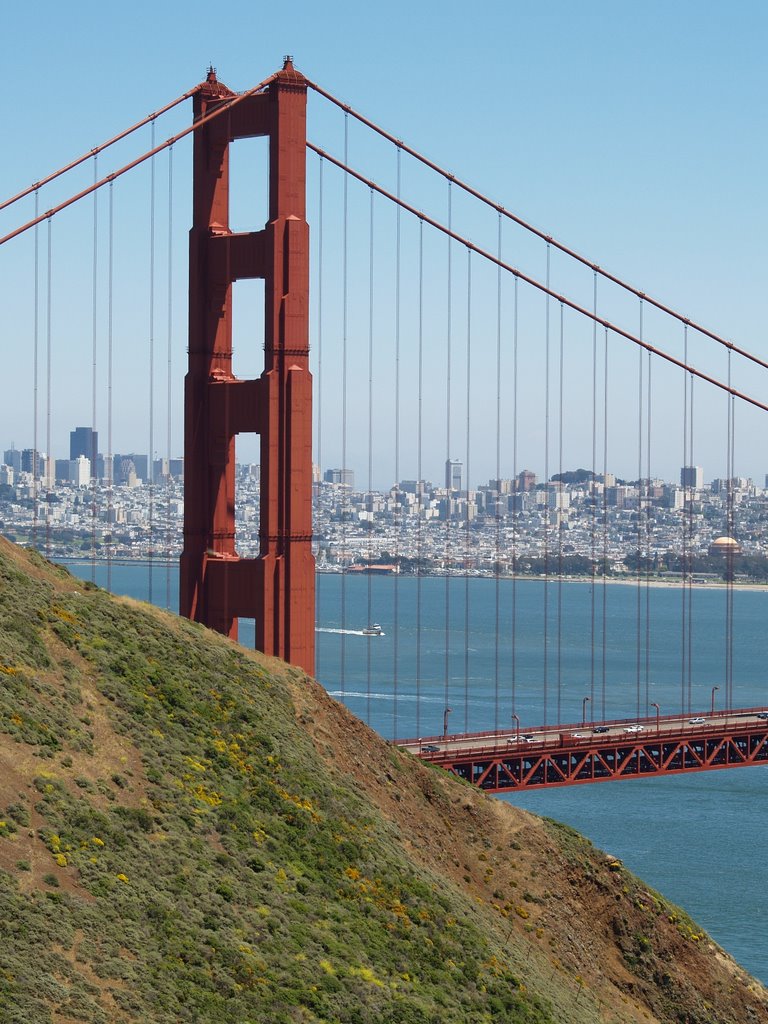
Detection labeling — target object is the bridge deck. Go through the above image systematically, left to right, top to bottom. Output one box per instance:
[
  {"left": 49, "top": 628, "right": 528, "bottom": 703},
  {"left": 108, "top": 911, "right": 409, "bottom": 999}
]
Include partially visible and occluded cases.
[{"left": 400, "top": 707, "right": 768, "bottom": 791}]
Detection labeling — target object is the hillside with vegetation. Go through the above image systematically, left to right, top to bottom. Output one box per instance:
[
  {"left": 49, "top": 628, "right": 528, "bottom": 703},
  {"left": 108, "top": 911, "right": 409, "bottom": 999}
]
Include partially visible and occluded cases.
[{"left": 0, "top": 536, "right": 766, "bottom": 1024}]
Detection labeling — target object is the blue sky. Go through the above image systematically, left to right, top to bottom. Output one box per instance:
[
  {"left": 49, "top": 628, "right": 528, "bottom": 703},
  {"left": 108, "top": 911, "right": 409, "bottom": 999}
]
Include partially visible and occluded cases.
[{"left": 1, "top": 1, "right": 766, "bottom": 485}]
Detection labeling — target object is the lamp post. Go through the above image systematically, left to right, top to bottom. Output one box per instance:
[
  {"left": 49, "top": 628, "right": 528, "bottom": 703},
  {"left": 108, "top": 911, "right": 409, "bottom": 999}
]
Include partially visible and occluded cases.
[
  {"left": 711, "top": 686, "right": 719, "bottom": 716},
  {"left": 582, "top": 696, "right": 591, "bottom": 726},
  {"left": 650, "top": 701, "right": 660, "bottom": 736},
  {"left": 443, "top": 706, "right": 453, "bottom": 739},
  {"left": 512, "top": 713, "right": 520, "bottom": 745}
]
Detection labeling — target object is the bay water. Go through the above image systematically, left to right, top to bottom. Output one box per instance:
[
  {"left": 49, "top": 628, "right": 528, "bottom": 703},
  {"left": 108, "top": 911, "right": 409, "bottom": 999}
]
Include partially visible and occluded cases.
[{"left": 67, "top": 561, "right": 768, "bottom": 983}]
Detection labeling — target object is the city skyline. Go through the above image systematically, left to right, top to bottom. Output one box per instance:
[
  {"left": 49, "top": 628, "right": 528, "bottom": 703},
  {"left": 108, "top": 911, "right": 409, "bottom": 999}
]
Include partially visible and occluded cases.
[{"left": 1, "top": 4, "right": 767, "bottom": 490}]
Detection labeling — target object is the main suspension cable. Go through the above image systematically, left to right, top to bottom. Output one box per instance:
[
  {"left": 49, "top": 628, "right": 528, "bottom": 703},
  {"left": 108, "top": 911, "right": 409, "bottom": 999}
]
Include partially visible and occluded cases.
[
  {"left": 1, "top": 73, "right": 279, "bottom": 248},
  {"left": 305, "top": 79, "right": 768, "bottom": 373},
  {"left": 0, "top": 85, "right": 201, "bottom": 214},
  {"left": 307, "top": 144, "right": 768, "bottom": 413}
]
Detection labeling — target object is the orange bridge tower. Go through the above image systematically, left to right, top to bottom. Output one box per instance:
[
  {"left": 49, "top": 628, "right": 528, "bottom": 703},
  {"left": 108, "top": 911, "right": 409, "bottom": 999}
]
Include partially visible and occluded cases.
[{"left": 180, "top": 60, "right": 315, "bottom": 675}]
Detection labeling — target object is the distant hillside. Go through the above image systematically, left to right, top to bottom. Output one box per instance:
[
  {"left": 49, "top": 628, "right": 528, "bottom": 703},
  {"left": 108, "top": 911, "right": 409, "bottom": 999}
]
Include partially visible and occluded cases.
[{"left": 0, "top": 537, "right": 766, "bottom": 1024}]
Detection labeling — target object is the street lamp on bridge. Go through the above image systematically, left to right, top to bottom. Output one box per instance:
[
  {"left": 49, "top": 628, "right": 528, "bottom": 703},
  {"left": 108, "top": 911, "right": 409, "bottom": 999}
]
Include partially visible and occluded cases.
[
  {"left": 711, "top": 686, "right": 719, "bottom": 715},
  {"left": 582, "top": 696, "right": 591, "bottom": 725},
  {"left": 650, "top": 701, "right": 660, "bottom": 736},
  {"left": 443, "top": 707, "right": 453, "bottom": 739},
  {"left": 511, "top": 713, "right": 520, "bottom": 745}
]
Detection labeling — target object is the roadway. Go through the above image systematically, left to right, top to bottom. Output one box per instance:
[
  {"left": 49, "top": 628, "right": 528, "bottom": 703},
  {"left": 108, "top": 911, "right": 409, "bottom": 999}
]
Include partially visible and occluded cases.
[{"left": 400, "top": 706, "right": 768, "bottom": 758}]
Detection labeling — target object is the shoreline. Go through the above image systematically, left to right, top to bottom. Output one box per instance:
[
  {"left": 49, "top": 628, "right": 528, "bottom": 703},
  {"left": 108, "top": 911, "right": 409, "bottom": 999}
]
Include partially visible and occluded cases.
[{"left": 55, "top": 556, "right": 768, "bottom": 592}]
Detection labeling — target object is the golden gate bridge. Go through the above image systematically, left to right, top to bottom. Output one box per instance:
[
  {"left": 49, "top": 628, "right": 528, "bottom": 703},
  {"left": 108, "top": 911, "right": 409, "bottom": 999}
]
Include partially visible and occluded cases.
[{"left": 2, "top": 58, "right": 767, "bottom": 792}]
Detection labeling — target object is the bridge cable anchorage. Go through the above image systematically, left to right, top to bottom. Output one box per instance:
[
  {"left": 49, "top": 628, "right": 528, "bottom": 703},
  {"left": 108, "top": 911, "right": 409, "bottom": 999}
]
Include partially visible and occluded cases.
[
  {"left": 0, "top": 73, "right": 279, "bottom": 248},
  {"left": 304, "top": 78, "right": 768, "bottom": 374},
  {"left": 0, "top": 85, "right": 202, "bottom": 216},
  {"left": 305, "top": 142, "right": 768, "bottom": 414}
]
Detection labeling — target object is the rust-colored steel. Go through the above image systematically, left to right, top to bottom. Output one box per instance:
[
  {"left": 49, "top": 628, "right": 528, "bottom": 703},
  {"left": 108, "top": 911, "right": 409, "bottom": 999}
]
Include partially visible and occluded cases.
[
  {"left": 180, "top": 61, "right": 315, "bottom": 675},
  {"left": 409, "top": 712, "right": 768, "bottom": 791}
]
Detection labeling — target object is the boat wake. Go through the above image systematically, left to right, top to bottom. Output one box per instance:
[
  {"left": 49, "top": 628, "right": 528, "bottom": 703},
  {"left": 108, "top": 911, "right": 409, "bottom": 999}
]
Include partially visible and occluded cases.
[{"left": 316, "top": 626, "right": 385, "bottom": 637}]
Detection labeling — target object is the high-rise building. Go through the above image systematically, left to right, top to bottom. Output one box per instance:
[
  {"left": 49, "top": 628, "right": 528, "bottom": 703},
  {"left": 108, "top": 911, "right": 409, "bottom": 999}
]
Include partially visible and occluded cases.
[
  {"left": 70, "top": 427, "right": 98, "bottom": 467},
  {"left": 3, "top": 447, "right": 21, "bottom": 473},
  {"left": 21, "top": 449, "right": 39, "bottom": 476},
  {"left": 114, "top": 453, "right": 148, "bottom": 482},
  {"left": 69, "top": 456, "right": 91, "bottom": 487},
  {"left": 445, "top": 459, "right": 462, "bottom": 492},
  {"left": 680, "top": 466, "right": 703, "bottom": 490},
  {"left": 323, "top": 468, "right": 354, "bottom": 487},
  {"left": 517, "top": 469, "right": 536, "bottom": 492}
]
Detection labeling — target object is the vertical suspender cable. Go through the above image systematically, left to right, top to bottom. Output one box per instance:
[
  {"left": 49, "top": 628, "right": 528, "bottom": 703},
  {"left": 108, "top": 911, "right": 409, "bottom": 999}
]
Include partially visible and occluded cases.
[
  {"left": 340, "top": 115, "right": 349, "bottom": 698},
  {"left": 148, "top": 120, "right": 156, "bottom": 604},
  {"left": 165, "top": 145, "right": 174, "bottom": 609},
  {"left": 393, "top": 145, "right": 401, "bottom": 740},
  {"left": 91, "top": 154, "right": 98, "bottom": 582},
  {"left": 316, "top": 156, "right": 324, "bottom": 677},
  {"left": 444, "top": 182, "right": 453, "bottom": 726},
  {"left": 107, "top": 183, "right": 114, "bottom": 593},
  {"left": 366, "top": 188, "right": 375, "bottom": 725},
  {"left": 32, "top": 192, "right": 40, "bottom": 550},
  {"left": 494, "top": 213, "right": 502, "bottom": 733},
  {"left": 416, "top": 217, "right": 424, "bottom": 737},
  {"left": 45, "top": 218, "right": 52, "bottom": 559},
  {"left": 543, "top": 244, "right": 550, "bottom": 725},
  {"left": 463, "top": 249, "right": 472, "bottom": 732},
  {"left": 590, "top": 273, "right": 598, "bottom": 710},
  {"left": 511, "top": 276, "right": 519, "bottom": 720},
  {"left": 635, "top": 301, "right": 644, "bottom": 719},
  {"left": 557, "top": 302, "right": 564, "bottom": 723},
  {"left": 681, "top": 326, "right": 688, "bottom": 713},
  {"left": 601, "top": 328, "right": 609, "bottom": 720},
  {"left": 645, "top": 351, "right": 652, "bottom": 714},
  {"left": 725, "top": 352, "right": 734, "bottom": 709},
  {"left": 688, "top": 375, "right": 695, "bottom": 714},
  {"left": 729, "top": 391, "right": 735, "bottom": 707}
]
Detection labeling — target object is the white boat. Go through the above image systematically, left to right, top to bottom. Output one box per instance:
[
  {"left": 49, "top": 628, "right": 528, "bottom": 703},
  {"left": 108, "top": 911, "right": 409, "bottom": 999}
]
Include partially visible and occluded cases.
[{"left": 362, "top": 623, "right": 385, "bottom": 636}]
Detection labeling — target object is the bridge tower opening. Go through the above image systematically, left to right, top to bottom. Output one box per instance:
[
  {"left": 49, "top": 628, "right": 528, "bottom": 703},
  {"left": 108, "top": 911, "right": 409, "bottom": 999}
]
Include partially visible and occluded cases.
[{"left": 180, "top": 59, "right": 315, "bottom": 675}]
